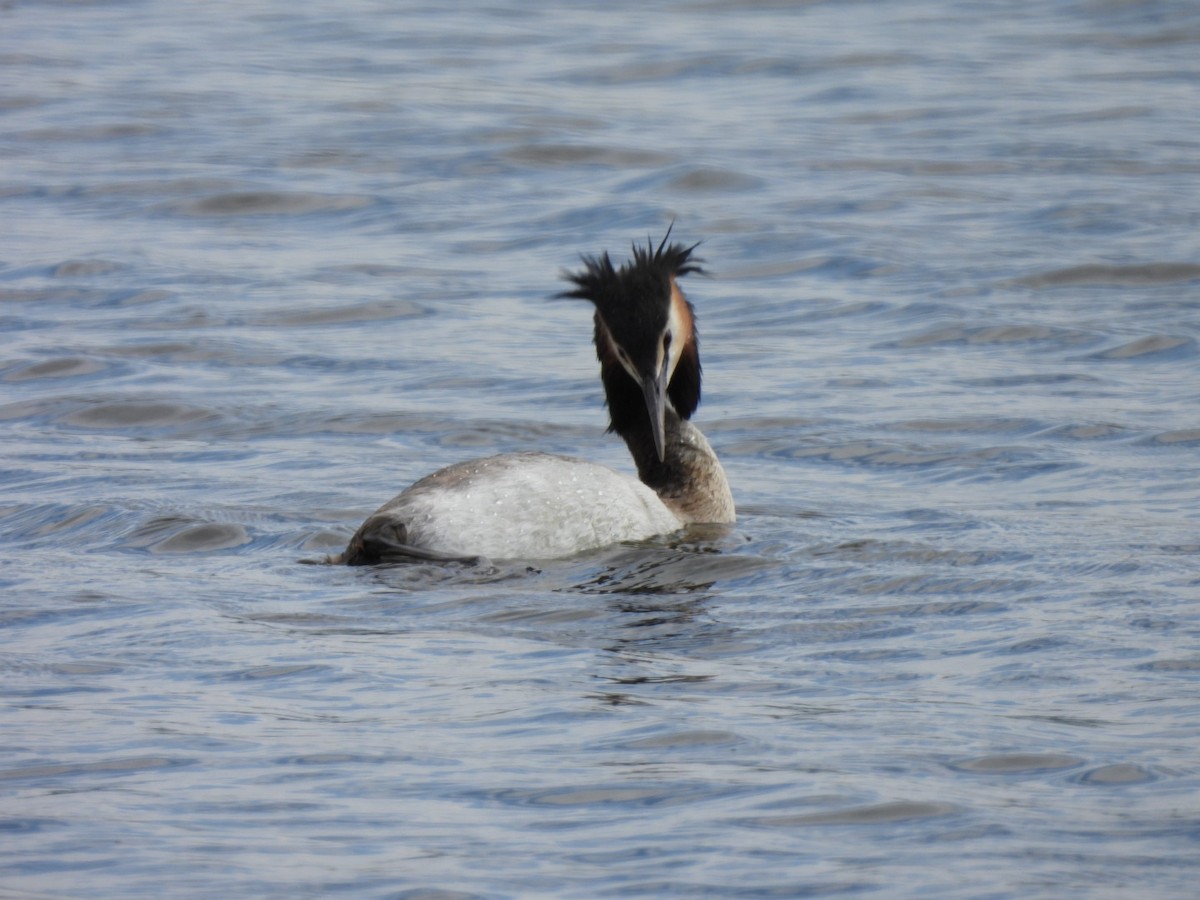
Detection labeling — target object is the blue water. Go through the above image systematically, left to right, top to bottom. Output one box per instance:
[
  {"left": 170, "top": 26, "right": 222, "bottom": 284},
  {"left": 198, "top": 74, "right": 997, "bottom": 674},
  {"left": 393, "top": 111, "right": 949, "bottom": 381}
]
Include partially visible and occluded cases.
[{"left": 3, "top": 0, "right": 1199, "bottom": 896}]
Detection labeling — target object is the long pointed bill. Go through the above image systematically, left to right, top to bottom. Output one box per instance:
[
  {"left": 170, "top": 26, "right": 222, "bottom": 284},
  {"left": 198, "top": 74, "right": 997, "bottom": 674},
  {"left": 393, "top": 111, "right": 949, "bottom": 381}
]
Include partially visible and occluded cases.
[{"left": 641, "top": 361, "right": 670, "bottom": 462}]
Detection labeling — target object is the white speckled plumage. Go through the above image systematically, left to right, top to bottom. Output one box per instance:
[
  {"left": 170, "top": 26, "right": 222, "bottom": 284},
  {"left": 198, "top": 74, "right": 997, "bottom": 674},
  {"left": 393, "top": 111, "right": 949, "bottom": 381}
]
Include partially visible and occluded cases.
[{"left": 357, "top": 452, "right": 682, "bottom": 560}]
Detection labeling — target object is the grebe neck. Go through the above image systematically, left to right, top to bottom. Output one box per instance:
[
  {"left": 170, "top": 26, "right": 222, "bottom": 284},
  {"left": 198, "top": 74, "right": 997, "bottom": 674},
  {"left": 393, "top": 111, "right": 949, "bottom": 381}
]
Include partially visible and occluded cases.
[{"left": 616, "top": 407, "right": 734, "bottom": 524}]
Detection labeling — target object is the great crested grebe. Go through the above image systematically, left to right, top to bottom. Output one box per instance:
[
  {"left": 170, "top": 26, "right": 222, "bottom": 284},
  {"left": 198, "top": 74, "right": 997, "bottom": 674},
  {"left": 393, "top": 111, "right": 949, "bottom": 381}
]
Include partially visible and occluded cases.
[{"left": 334, "top": 229, "right": 734, "bottom": 564}]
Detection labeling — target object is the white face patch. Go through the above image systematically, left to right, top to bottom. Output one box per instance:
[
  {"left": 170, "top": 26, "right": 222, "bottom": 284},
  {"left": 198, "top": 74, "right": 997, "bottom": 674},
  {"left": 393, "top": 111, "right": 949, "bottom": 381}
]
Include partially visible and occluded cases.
[
  {"left": 662, "top": 275, "right": 692, "bottom": 384},
  {"left": 598, "top": 318, "right": 642, "bottom": 385}
]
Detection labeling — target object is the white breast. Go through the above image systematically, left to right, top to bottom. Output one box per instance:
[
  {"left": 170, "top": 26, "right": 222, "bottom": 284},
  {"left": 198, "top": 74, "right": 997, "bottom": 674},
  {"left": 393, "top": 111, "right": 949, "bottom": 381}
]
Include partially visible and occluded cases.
[{"left": 372, "top": 452, "right": 683, "bottom": 560}]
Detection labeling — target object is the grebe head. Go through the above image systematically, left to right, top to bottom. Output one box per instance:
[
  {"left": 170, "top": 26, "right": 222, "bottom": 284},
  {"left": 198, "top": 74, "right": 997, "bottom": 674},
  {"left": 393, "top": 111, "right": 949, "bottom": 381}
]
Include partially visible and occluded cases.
[{"left": 560, "top": 227, "right": 705, "bottom": 462}]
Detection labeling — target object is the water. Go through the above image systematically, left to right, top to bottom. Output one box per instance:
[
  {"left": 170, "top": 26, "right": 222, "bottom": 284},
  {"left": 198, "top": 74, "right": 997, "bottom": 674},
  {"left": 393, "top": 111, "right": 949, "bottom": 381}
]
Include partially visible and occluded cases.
[{"left": 3, "top": 0, "right": 1199, "bottom": 896}]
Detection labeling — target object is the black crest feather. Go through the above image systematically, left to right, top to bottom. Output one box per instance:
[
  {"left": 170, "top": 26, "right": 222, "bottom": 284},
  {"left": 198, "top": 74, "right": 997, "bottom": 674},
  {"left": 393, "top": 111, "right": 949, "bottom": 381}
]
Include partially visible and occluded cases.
[
  {"left": 558, "top": 225, "right": 704, "bottom": 308},
  {"left": 558, "top": 228, "right": 703, "bottom": 357}
]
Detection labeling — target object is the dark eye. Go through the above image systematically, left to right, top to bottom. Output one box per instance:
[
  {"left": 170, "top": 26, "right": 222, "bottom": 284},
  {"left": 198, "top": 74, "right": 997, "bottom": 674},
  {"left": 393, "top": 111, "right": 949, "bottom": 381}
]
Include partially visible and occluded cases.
[{"left": 662, "top": 333, "right": 672, "bottom": 352}]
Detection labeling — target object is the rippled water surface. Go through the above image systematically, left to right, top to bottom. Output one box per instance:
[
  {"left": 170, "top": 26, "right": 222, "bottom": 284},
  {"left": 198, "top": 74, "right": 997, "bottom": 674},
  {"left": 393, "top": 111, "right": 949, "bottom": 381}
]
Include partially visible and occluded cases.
[{"left": 3, "top": 0, "right": 1200, "bottom": 896}]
